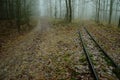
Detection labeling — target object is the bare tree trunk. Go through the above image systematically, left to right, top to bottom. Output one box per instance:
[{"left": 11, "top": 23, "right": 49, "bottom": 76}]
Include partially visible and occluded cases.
[
  {"left": 6, "top": 0, "right": 9, "bottom": 19},
  {"left": 16, "top": 0, "right": 21, "bottom": 33},
  {"left": 49, "top": 0, "right": 52, "bottom": 17},
  {"left": 54, "top": 0, "right": 57, "bottom": 18},
  {"left": 59, "top": 0, "right": 62, "bottom": 18},
  {"left": 65, "top": 0, "right": 69, "bottom": 20},
  {"left": 65, "top": 0, "right": 72, "bottom": 22},
  {"left": 68, "top": 0, "right": 72, "bottom": 22},
  {"left": 72, "top": 0, "right": 75, "bottom": 20},
  {"left": 78, "top": 0, "right": 80, "bottom": 18},
  {"left": 81, "top": 0, "right": 85, "bottom": 20},
  {"left": 95, "top": 0, "right": 98, "bottom": 22},
  {"left": 97, "top": 0, "right": 100, "bottom": 23},
  {"left": 103, "top": 0, "right": 105, "bottom": 22},
  {"left": 105, "top": 0, "right": 109, "bottom": 21},
  {"left": 109, "top": 0, "right": 113, "bottom": 24},
  {"left": 115, "top": 0, "right": 119, "bottom": 22},
  {"left": 118, "top": 16, "right": 120, "bottom": 28}
]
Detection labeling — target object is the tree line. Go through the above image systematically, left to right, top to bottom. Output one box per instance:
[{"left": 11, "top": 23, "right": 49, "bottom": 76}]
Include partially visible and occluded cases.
[
  {"left": 0, "top": 0, "right": 120, "bottom": 28},
  {"left": 0, "top": 0, "right": 35, "bottom": 32},
  {"left": 42, "top": 0, "right": 120, "bottom": 27},
  {"left": 92, "top": 0, "right": 120, "bottom": 27}
]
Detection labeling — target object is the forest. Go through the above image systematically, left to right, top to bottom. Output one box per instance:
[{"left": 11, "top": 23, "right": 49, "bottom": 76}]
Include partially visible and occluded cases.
[{"left": 0, "top": 0, "right": 120, "bottom": 80}]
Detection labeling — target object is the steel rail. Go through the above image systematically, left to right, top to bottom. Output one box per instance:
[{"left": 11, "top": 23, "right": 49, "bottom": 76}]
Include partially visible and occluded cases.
[
  {"left": 84, "top": 27, "right": 120, "bottom": 80},
  {"left": 84, "top": 27, "right": 118, "bottom": 68},
  {"left": 78, "top": 31, "right": 99, "bottom": 80}
]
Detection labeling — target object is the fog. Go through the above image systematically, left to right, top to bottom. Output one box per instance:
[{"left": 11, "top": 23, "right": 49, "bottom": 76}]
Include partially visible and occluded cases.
[
  {"left": 0, "top": 0, "right": 119, "bottom": 25},
  {"left": 0, "top": 0, "right": 120, "bottom": 80},
  {"left": 30, "top": 0, "right": 120, "bottom": 25},
  {"left": 35, "top": 0, "right": 93, "bottom": 20}
]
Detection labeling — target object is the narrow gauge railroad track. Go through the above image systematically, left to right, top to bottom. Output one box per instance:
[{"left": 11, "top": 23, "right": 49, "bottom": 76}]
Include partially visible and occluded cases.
[{"left": 78, "top": 27, "right": 120, "bottom": 80}]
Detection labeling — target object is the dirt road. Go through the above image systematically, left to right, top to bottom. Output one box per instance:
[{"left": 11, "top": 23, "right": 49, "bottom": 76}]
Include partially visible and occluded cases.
[{"left": 0, "top": 21, "right": 83, "bottom": 80}]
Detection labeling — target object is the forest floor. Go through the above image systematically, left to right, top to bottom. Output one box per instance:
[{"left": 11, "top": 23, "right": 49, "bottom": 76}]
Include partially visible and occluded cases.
[{"left": 0, "top": 20, "right": 120, "bottom": 80}]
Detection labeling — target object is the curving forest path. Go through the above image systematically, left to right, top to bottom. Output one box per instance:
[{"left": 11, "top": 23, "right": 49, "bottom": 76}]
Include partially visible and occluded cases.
[{"left": 0, "top": 20, "right": 81, "bottom": 80}]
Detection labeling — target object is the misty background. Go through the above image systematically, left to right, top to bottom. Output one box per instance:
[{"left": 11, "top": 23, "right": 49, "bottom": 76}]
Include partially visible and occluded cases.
[
  {"left": 0, "top": 0, "right": 120, "bottom": 25},
  {"left": 31, "top": 0, "right": 120, "bottom": 25}
]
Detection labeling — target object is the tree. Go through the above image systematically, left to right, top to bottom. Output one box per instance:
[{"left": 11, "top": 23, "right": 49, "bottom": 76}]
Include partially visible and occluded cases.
[
  {"left": 16, "top": 0, "right": 21, "bottom": 33},
  {"left": 54, "top": 0, "right": 57, "bottom": 18},
  {"left": 59, "top": 0, "right": 62, "bottom": 18},
  {"left": 65, "top": 0, "right": 72, "bottom": 22},
  {"left": 65, "top": 0, "right": 69, "bottom": 20},
  {"left": 68, "top": 0, "right": 72, "bottom": 22},
  {"left": 72, "top": 0, "right": 75, "bottom": 20},
  {"left": 78, "top": 0, "right": 81, "bottom": 18},
  {"left": 81, "top": 0, "right": 85, "bottom": 20},
  {"left": 97, "top": 0, "right": 100, "bottom": 23},
  {"left": 103, "top": 0, "right": 106, "bottom": 21},
  {"left": 105, "top": 0, "right": 109, "bottom": 21},
  {"left": 109, "top": 0, "right": 114, "bottom": 24},
  {"left": 115, "top": 0, "right": 119, "bottom": 21},
  {"left": 118, "top": 16, "right": 120, "bottom": 28}
]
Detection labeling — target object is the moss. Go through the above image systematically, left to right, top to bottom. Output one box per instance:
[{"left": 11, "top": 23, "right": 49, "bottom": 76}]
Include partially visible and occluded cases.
[
  {"left": 79, "top": 55, "right": 86, "bottom": 62},
  {"left": 71, "top": 77, "right": 76, "bottom": 80}
]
